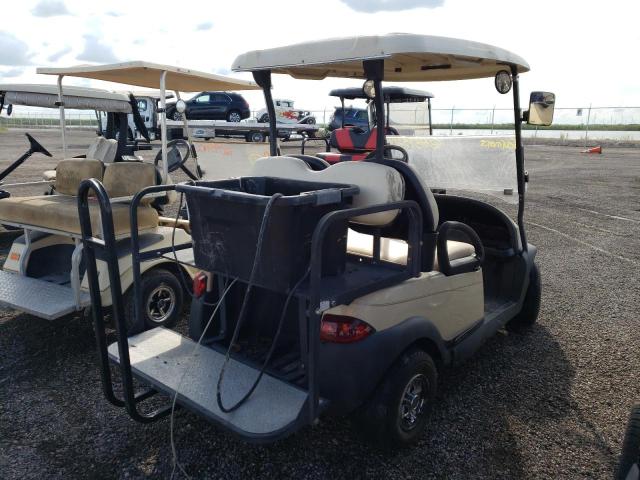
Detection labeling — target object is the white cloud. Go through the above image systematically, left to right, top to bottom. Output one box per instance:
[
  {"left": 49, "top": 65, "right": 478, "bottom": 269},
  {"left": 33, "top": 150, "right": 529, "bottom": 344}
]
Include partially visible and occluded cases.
[
  {"left": 31, "top": 0, "right": 71, "bottom": 17},
  {"left": 340, "top": 0, "right": 443, "bottom": 12},
  {"left": 106, "top": 11, "right": 122, "bottom": 17},
  {"left": 196, "top": 21, "right": 213, "bottom": 31},
  {"left": 0, "top": 32, "right": 32, "bottom": 66},
  {"left": 77, "top": 35, "right": 120, "bottom": 63},
  {"left": 47, "top": 46, "right": 72, "bottom": 62},
  {"left": 0, "top": 68, "right": 25, "bottom": 78}
]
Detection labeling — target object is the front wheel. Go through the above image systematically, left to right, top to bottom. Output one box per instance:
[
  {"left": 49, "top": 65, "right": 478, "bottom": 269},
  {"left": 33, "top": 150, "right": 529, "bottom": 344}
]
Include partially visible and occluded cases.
[
  {"left": 172, "top": 111, "right": 183, "bottom": 121},
  {"left": 506, "top": 263, "right": 541, "bottom": 331},
  {"left": 124, "top": 268, "right": 184, "bottom": 334},
  {"left": 355, "top": 348, "right": 437, "bottom": 448}
]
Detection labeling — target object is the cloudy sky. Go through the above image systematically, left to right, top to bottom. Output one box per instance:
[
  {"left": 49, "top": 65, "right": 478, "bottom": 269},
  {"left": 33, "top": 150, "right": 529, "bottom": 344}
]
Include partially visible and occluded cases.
[{"left": 0, "top": 0, "right": 638, "bottom": 113}]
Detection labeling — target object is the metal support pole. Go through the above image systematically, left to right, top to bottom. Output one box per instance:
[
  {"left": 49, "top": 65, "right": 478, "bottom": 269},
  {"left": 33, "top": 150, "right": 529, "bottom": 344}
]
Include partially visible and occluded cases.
[
  {"left": 511, "top": 65, "right": 528, "bottom": 252},
  {"left": 159, "top": 71, "right": 168, "bottom": 184},
  {"left": 57, "top": 75, "right": 67, "bottom": 157},
  {"left": 427, "top": 98, "right": 433, "bottom": 135},
  {"left": 584, "top": 103, "right": 592, "bottom": 148},
  {"left": 490, "top": 105, "right": 496, "bottom": 135},
  {"left": 449, "top": 106, "right": 454, "bottom": 135}
]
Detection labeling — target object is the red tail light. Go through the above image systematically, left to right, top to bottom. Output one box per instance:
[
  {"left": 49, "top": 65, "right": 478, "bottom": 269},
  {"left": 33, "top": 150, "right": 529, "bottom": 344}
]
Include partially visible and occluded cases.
[
  {"left": 193, "top": 271, "right": 208, "bottom": 298},
  {"left": 320, "top": 314, "right": 374, "bottom": 343}
]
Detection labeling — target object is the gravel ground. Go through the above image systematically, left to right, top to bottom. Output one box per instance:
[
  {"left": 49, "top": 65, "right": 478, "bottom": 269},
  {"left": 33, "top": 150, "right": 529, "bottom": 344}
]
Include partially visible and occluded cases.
[{"left": 0, "top": 129, "right": 639, "bottom": 479}]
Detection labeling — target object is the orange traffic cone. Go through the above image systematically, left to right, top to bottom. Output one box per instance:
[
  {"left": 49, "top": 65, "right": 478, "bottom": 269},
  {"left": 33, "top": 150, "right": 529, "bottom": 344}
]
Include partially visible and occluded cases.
[{"left": 582, "top": 146, "right": 602, "bottom": 154}]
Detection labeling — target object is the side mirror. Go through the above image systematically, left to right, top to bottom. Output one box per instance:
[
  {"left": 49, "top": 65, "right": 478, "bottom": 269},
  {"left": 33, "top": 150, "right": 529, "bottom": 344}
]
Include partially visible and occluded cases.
[
  {"left": 527, "top": 91, "right": 555, "bottom": 126},
  {"left": 175, "top": 99, "right": 186, "bottom": 114},
  {"left": 7, "top": 104, "right": 13, "bottom": 116}
]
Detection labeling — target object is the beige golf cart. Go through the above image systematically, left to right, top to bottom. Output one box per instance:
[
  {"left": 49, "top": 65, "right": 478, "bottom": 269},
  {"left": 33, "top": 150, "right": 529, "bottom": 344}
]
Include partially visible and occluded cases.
[
  {"left": 82, "top": 34, "right": 555, "bottom": 448},
  {"left": 0, "top": 63, "right": 257, "bottom": 333}
]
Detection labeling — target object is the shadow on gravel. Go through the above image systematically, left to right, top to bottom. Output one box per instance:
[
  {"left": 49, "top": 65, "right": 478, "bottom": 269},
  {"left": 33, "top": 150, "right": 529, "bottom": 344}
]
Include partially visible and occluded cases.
[{"left": 147, "top": 324, "right": 578, "bottom": 479}]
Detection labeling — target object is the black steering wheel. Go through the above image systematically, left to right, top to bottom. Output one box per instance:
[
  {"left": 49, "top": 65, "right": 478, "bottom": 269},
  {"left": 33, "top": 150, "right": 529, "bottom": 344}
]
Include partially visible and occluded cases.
[
  {"left": 154, "top": 139, "right": 199, "bottom": 180},
  {"left": 365, "top": 144, "right": 409, "bottom": 163}
]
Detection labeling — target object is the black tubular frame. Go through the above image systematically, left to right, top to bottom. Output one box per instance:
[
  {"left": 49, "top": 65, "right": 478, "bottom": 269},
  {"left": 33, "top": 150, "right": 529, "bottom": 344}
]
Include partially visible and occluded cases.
[
  {"left": 254, "top": 70, "right": 278, "bottom": 156},
  {"left": 77, "top": 178, "right": 175, "bottom": 424}
]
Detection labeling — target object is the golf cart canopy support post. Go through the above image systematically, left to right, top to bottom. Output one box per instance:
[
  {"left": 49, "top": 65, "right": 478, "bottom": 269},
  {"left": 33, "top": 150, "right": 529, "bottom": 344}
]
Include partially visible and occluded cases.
[
  {"left": 363, "top": 59, "right": 386, "bottom": 162},
  {"left": 511, "top": 64, "right": 527, "bottom": 251},
  {"left": 253, "top": 70, "right": 278, "bottom": 157},
  {"left": 56, "top": 75, "right": 67, "bottom": 158}
]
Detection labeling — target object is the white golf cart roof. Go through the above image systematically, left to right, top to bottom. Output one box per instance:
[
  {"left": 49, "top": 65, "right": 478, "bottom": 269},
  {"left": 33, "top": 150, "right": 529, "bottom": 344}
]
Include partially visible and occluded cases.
[
  {"left": 232, "top": 33, "right": 529, "bottom": 81},
  {"left": 38, "top": 61, "right": 260, "bottom": 92},
  {"left": 0, "top": 83, "right": 132, "bottom": 112}
]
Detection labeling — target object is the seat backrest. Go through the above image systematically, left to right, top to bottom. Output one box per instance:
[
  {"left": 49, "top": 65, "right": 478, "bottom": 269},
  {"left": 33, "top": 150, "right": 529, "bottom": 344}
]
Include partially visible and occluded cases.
[
  {"left": 330, "top": 127, "right": 378, "bottom": 153},
  {"left": 86, "top": 137, "right": 118, "bottom": 163},
  {"left": 251, "top": 156, "right": 404, "bottom": 226},
  {"left": 55, "top": 159, "right": 104, "bottom": 196},
  {"left": 103, "top": 162, "right": 157, "bottom": 200}
]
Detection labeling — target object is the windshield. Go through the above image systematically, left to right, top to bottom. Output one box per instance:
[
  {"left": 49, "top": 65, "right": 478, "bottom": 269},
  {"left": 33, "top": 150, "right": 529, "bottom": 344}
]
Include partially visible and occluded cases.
[{"left": 392, "top": 135, "right": 518, "bottom": 203}]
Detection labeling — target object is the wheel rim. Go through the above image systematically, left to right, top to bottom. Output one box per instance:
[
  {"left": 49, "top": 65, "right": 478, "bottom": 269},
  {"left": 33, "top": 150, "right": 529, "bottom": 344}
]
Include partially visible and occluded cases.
[
  {"left": 173, "top": 112, "right": 181, "bottom": 121},
  {"left": 229, "top": 112, "right": 241, "bottom": 122},
  {"left": 146, "top": 284, "right": 176, "bottom": 324},
  {"left": 399, "top": 374, "right": 428, "bottom": 431}
]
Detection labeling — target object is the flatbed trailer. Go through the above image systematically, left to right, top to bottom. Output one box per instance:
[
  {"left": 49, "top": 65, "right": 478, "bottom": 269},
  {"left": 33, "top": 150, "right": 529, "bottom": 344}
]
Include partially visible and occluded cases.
[{"left": 166, "top": 119, "right": 320, "bottom": 143}]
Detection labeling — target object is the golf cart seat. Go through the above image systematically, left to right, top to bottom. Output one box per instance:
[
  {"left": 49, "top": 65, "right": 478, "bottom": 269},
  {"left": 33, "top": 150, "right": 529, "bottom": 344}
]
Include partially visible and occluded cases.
[
  {"left": 316, "top": 127, "right": 379, "bottom": 164},
  {"left": 42, "top": 136, "right": 118, "bottom": 181},
  {"left": 251, "top": 156, "right": 476, "bottom": 272},
  {"left": 0, "top": 159, "right": 159, "bottom": 237}
]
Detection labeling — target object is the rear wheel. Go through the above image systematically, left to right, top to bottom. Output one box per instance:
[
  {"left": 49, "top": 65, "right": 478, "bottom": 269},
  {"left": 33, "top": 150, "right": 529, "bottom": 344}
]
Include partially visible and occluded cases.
[
  {"left": 227, "top": 110, "right": 241, "bottom": 122},
  {"left": 259, "top": 114, "right": 270, "bottom": 123},
  {"left": 506, "top": 263, "right": 541, "bottom": 331},
  {"left": 124, "top": 268, "right": 184, "bottom": 334},
  {"left": 355, "top": 348, "right": 437, "bottom": 448},
  {"left": 618, "top": 405, "right": 640, "bottom": 480}
]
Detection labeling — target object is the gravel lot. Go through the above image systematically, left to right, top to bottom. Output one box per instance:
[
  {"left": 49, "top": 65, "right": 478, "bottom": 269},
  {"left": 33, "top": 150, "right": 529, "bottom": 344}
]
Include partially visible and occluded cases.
[{"left": 0, "top": 129, "right": 639, "bottom": 479}]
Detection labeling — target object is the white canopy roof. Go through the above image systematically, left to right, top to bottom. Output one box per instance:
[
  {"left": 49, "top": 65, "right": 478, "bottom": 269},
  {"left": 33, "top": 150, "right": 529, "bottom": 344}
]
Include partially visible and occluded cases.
[
  {"left": 232, "top": 33, "right": 530, "bottom": 82},
  {"left": 38, "top": 61, "right": 260, "bottom": 92},
  {"left": 0, "top": 83, "right": 132, "bottom": 112}
]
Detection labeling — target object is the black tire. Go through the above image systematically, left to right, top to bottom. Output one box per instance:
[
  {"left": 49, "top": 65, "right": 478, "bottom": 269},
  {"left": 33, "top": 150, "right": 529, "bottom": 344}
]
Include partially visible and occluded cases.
[
  {"left": 227, "top": 110, "right": 242, "bottom": 122},
  {"left": 259, "top": 114, "right": 269, "bottom": 123},
  {"left": 249, "top": 131, "right": 265, "bottom": 143},
  {"left": 506, "top": 263, "right": 541, "bottom": 331},
  {"left": 124, "top": 268, "right": 184, "bottom": 334},
  {"left": 355, "top": 348, "right": 437, "bottom": 448},
  {"left": 618, "top": 406, "right": 640, "bottom": 480}
]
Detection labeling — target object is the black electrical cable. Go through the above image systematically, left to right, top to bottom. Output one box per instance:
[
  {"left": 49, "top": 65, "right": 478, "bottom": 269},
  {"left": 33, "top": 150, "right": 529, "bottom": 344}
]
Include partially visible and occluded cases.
[{"left": 216, "top": 192, "right": 287, "bottom": 413}]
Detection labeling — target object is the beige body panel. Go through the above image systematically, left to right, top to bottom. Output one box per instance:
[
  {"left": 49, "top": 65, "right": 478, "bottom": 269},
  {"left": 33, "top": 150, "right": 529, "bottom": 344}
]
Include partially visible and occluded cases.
[
  {"left": 80, "top": 226, "right": 194, "bottom": 305},
  {"left": 325, "top": 269, "right": 484, "bottom": 342}
]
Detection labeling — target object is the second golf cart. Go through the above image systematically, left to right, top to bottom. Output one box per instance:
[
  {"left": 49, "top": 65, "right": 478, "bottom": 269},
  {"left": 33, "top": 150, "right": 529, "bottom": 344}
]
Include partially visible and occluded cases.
[{"left": 83, "top": 33, "right": 555, "bottom": 448}]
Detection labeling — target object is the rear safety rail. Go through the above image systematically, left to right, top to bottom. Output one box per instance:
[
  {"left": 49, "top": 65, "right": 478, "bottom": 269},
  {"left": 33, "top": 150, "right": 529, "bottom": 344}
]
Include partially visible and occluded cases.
[{"left": 78, "top": 178, "right": 174, "bottom": 423}]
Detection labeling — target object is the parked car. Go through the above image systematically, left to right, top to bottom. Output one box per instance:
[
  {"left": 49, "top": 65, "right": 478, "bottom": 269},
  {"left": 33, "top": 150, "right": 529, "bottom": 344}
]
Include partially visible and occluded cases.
[
  {"left": 166, "top": 91, "right": 251, "bottom": 122},
  {"left": 256, "top": 99, "right": 316, "bottom": 124},
  {"left": 328, "top": 106, "right": 369, "bottom": 130}
]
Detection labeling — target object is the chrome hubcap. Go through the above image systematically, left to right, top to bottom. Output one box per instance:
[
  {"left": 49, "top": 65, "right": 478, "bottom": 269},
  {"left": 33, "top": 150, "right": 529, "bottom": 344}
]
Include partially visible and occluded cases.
[
  {"left": 146, "top": 284, "right": 176, "bottom": 323},
  {"left": 399, "top": 374, "right": 428, "bottom": 431}
]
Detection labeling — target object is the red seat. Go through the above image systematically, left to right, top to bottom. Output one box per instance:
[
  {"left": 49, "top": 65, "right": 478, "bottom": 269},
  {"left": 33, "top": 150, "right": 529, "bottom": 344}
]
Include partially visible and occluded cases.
[{"left": 315, "top": 152, "right": 368, "bottom": 164}]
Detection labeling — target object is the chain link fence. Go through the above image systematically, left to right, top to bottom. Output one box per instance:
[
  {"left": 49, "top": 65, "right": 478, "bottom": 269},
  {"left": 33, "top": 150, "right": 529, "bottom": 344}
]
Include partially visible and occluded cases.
[{"left": 3, "top": 105, "right": 640, "bottom": 142}]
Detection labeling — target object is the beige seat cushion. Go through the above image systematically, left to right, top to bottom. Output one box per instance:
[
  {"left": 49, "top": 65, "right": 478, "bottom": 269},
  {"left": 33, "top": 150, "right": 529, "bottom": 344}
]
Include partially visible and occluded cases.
[
  {"left": 251, "top": 156, "right": 404, "bottom": 226},
  {"left": 55, "top": 159, "right": 104, "bottom": 195},
  {"left": 0, "top": 195, "right": 158, "bottom": 237},
  {"left": 346, "top": 229, "right": 475, "bottom": 271}
]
